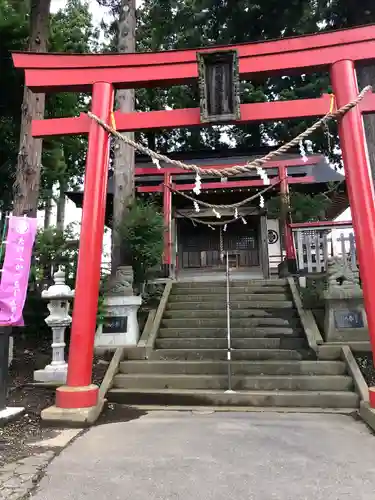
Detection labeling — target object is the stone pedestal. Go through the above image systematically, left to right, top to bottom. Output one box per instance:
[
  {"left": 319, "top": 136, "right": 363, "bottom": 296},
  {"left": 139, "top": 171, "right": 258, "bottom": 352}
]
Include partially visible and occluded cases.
[
  {"left": 323, "top": 258, "right": 368, "bottom": 342},
  {"left": 95, "top": 266, "right": 142, "bottom": 349},
  {"left": 34, "top": 268, "right": 74, "bottom": 384},
  {"left": 95, "top": 295, "right": 142, "bottom": 348}
]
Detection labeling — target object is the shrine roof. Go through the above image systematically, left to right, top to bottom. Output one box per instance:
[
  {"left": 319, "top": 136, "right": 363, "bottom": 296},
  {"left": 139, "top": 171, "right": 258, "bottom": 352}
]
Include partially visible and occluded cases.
[{"left": 66, "top": 150, "right": 346, "bottom": 225}]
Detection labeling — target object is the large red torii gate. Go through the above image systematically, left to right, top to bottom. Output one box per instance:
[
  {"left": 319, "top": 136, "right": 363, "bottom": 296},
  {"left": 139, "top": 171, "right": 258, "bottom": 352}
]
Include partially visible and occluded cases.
[{"left": 12, "top": 24, "right": 375, "bottom": 413}]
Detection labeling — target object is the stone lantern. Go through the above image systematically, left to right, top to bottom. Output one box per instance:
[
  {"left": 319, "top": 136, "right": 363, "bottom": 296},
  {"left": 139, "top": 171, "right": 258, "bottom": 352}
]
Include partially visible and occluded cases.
[{"left": 34, "top": 267, "right": 74, "bottom": 384}]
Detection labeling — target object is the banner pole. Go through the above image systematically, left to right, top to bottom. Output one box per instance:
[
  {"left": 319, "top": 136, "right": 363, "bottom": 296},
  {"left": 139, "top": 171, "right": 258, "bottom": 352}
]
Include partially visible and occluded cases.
[
  {"left": 0, "top": 217, "right": 7, "bottom": 264},
  {"left": 0, "top": 327, "right": 10, "bottom": 411}
]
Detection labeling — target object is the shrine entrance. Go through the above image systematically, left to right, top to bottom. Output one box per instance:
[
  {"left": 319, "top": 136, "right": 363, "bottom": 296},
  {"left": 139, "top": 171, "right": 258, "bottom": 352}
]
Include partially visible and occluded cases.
[
  {"left": 12, "top": 25, "right": 375, "bottom": 413},
  {"left": 177, "top": 217, "right": 260, "bottom": 270}
]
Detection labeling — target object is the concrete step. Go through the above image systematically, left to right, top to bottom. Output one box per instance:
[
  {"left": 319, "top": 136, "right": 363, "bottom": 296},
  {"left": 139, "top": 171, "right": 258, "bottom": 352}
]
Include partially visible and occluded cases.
[
  {"left": 174, "top": 279, "right": 288, "bottom": 289},
  {"left": 171, "top": 282, "right": 290, "bottom": 295},
  {"left": 171, "top": 289, "right": 290, "bottom": 297},
  {"left": 169, "top": 296, "right": 293, "bottom": 308},
  {"left": 167, "top": 300, "right": 293, "bottom": 310},
  {"left": 164, "top": 309, "right": 297, "bottom": 319},
  {"left": 162, "top": 318, "right": 300, "bottom": 329},
  {"left": 158, "top": 327, "right": 303, "bottom": 338},
  {"left": 155, "top": 337, "right": 306, "bottom": 350},
  {"left": 149, "top": 348, "right": 305, "bottom": 361},
  {"left": 119, "top": 360, "right": 347, "bottom": 376},
  {"left": 113, "top": 374, "right": 353, "bottom": 392},
  {"left": 108, "top": 388, "right": 359, "bottom": 408},
  {"left": 112, "top": 404, "right": 357, "bottom": 414}
]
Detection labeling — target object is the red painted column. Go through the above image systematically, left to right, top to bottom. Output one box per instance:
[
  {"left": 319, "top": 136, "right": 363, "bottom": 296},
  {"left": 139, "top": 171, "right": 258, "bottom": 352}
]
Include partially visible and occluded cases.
[
  {"left": 331, "top": 60, "right": 375, "bottom": 405},
  {"left": 56, "top": 82, "right": 114, "bottom": 409},
  {"left": 279, "top": 165, "right": 297, "bottom": 263},
  {"left": 163, "top": 172, "right": 172, "bottom": 277}
]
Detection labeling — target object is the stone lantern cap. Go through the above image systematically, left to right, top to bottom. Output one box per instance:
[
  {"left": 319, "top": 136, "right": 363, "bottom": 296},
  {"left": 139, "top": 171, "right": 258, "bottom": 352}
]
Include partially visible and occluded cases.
[{"left": 41, "top": 267, "right": 75, "bottom": 300}]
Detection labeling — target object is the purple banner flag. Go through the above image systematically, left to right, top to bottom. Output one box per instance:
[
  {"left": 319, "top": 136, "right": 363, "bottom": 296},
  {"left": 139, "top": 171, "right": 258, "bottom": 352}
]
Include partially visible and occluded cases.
[{"left": 0, "top": 217, "right": 38, "bottom": 326}]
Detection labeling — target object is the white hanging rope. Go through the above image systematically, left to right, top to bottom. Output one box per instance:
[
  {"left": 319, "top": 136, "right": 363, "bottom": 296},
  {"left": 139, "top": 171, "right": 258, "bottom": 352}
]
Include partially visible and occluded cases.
[
  {"left": 299, "top": 140, "right": 308, "bottom": 163},
  {"left": 152, "top": 157, "right": 161, "bottom": 169},
  {"left": 193, "top": 173, "right": 201, "bottom": 195}
]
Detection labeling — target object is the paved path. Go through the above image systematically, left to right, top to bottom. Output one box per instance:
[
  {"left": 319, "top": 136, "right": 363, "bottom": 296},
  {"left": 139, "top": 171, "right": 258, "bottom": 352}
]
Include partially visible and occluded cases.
[
  {"left": 31, "top": 411, "right": 375, "bottom": 500},
  {"left": 0, "top": 452, "right": 54, "bottom": 500}
]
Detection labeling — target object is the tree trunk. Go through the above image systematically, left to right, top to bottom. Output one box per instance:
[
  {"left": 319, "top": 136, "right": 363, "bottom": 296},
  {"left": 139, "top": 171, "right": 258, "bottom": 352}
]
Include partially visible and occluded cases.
[
  {"left": 13, "top": 0, "right": 51, "bottom": 217},
  {"left": 111, "top": 0, "right": 136, "bottom": 273},
  {"left": 357, "top": 64, "right": 375, "bottom": 187},
  {"left": 56, "top": 180, "right": 66, "bottom": 231},
  {"left": 44, "top": 196, "right": 52, "bottom": 229}
]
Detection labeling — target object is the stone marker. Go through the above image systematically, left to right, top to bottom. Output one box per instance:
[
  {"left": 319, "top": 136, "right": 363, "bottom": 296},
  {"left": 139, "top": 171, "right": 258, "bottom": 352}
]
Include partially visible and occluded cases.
[
  {"left": 323, "top": 257, "right": 368, "bottom": 342},
  {"left": 95, "top": 266, "right": 142, "bottom": 349}
]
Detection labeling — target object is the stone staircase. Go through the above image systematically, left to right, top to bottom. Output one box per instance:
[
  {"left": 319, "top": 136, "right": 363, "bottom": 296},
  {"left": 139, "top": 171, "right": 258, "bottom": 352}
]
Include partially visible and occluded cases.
[{"left": 108, "top": 279, "right": 359, "bottom": 409}]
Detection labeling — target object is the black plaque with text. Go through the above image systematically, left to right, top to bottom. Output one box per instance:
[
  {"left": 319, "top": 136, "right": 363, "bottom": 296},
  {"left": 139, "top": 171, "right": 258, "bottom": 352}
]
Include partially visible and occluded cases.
[
  {"left": 334, "top": 309, "right": 364, "bottom": 329},
  {"left": 102, "top": 316, "right": 128, "bottom": 334}
]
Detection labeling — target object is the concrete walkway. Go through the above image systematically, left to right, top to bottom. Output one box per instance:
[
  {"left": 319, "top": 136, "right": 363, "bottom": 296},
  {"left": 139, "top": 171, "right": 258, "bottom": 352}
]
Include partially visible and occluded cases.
[{"left": 32, "top": 411, "right": 375, "bottom": 500}]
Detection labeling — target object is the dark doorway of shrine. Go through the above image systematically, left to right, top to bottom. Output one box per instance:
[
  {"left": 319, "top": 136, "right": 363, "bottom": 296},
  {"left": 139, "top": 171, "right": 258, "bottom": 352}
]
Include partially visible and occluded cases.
[{"left": 177, "top": 216, "right": 260, "bottom": 272}]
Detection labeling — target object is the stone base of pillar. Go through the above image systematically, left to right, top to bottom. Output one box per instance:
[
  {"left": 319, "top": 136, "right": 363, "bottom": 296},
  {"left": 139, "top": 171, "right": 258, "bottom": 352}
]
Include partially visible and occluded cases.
[
  {"left": 286, "top": 258, "right": 297, "bottom": 274},
  {"left": 278, "top": 259, "right": 297, "bottom": 277},
  {"left": 161, "top": 264, "right": 172, "bottom": 278},
  {"left": 95, "top": 295, "right": 142, "bottom": 350},
  {"left": 34, "top": 363, "right": 68, "bottom": 384},
  {"left": 41, "top": 398, "right": 105, "bottom": 427}
]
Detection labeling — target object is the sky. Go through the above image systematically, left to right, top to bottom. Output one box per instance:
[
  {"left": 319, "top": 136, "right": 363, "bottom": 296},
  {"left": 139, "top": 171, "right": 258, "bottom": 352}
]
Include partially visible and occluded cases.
[
  {"left": 51, "top": 0, "right": 143, "bottom": 20},
  {"left": 51, "top": 0, "right": 108, "bottom": 23}
]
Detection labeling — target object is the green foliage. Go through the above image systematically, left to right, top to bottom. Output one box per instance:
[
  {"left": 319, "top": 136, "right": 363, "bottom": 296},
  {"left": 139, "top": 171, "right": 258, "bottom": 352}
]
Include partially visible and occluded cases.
[
  {"left": 0, "top": 0, "right": 98, "bottom": 213},
  {"left": 0, "top": 0, "right": 28, "bottom": 211},
  {"left": 40, "top": 0, "right": 99, "bottom": 203},
  {"left": 105, "top": 0, "right": 372, "bottom": 158},
  {"left": 132, "top": 0, "right": 329, "bottom": 153},
  {"left": 266, "top": 192, "right": 331, "bottom": 223},
  {"left": 117, "top": 199, "right": 164, "bottom": 288},
  {"left": 32, "top": 223, "right": 79, "bottom": 287},
  {"left": 300, "top": 277, "right": 326, "bottom": 309},
  {"left": 23, "top": 289, "right": 50, "bottom": 339},
  {"left": 97, "top": 292, "right": 106, "bottom": 326}
]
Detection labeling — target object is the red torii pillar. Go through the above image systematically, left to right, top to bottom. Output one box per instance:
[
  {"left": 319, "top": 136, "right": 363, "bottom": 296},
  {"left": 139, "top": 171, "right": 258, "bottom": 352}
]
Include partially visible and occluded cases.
[
  {"left": 331, "top": 60, "right": 375, "bottom": 406},
  {"left": 56, "top": 82, "right": 114, "bottom": 409},
  {"left": 279, "top": 164, "right": 297, "bottom": 272},
  {"left": 163, "top": 172, "right": 172, "bottom": 277}
]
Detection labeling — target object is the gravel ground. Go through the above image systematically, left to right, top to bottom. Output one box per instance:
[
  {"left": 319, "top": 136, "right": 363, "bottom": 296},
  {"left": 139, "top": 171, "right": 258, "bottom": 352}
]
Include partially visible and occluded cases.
[
  {"left": 0, "top": 337, "right": 107, "bottom": 467},
  {"left": 355, "top": 352, "right": 375, "bottom": 386}
]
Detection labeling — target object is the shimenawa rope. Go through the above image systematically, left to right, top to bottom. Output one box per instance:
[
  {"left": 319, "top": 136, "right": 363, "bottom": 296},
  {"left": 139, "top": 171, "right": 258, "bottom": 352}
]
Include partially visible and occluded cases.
[{"left": 87, "top": 85, "right": 371, "bottom": 178}]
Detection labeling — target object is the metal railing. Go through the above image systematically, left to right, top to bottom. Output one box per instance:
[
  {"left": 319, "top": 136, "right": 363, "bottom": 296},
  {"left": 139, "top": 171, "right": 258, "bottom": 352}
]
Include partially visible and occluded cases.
[{"left": 225, "top": 251, "right": 233, "bottom": 393}]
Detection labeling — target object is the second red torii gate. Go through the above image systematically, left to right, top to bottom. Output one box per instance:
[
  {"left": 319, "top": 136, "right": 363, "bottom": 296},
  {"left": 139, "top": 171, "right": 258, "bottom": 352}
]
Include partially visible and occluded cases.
[{"left": 12, "top": 24, "right": 375, "bottom": 413}]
